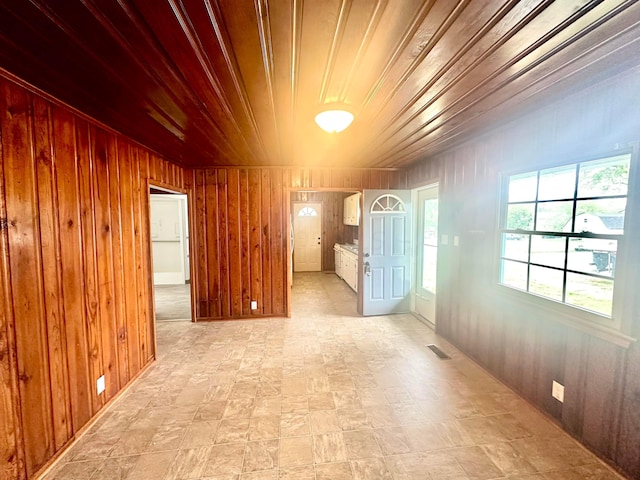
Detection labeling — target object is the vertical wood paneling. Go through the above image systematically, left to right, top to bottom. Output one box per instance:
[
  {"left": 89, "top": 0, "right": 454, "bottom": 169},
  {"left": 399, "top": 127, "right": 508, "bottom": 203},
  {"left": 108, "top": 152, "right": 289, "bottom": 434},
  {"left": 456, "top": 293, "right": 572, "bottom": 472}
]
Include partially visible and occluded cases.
[
  {"left": 402, "top": 70, "right": 640, "bottom": 479},
  {"left": 0, "top": 76, "right": 185, "bottom": 479},
  {"left": 2, "top": 83, "right": 54, "bottom": 476},
  {"left": 0, "top": 87, "right": 24, "bottom": 480},
  {"left": 32, "top": 97, "right": 71, "bottom": 450},
  {"left": 53, "top": 107, "right": 92, "bottom": 434},
  {"left": 76, "top": 120, "right": 105, "bottom": 415},
  {"left": 92, "top": 127, "right": 119, "bottom": 399},
  {"left": 248, "top": 170, "right": 263, "bottom": 314}
]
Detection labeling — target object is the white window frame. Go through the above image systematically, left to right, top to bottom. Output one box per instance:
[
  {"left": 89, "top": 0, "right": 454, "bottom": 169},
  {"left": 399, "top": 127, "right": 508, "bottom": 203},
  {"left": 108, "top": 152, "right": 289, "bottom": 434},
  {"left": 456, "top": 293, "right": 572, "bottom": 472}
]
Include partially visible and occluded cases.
[{"left": 496, "top": 150, "right": 636, "bottom": 339}]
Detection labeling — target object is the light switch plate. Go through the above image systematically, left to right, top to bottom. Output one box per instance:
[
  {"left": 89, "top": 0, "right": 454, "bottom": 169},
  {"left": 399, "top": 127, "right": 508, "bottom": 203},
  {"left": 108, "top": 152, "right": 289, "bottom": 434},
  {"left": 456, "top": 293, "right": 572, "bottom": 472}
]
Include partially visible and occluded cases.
[
  {"left": 441, "top": 234, "right": 449, "bottom": 245},
  {"left": 453, "top": 236, "right": 459, "bottom": 247}
]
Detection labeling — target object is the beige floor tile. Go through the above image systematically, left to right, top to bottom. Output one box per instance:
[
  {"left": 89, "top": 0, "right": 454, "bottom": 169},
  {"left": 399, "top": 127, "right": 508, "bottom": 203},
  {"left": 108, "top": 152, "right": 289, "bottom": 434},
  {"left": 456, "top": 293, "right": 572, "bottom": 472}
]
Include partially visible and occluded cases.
[
  {"left": 41, "top": 273, "right": 625, "bottom": 480},
  {"left": 308, "top": 392, "right": 336, "bottom": 411},
  {"left": 195, "top": 401, "right": 228, "bottom": 421},
  {"left": 309, "top": 410, "right": 341, "bottom": 434},
  {"left": 280, "top": 413, "right": 310, "bottom": 437},
  {"left": 248, "top": 415, "right": 280, "bottom": 440},
  {"left": 216, "top": 418, "right": 251, "bottom": 444},
  {"left": 181, "top": 421, "right": 220, "bottom": 448},
  {"left": 147, "top": 424, "right": 188, "bottom": 452},
  {"left": 343, "top": 429, "right": 383, "bottom": 459},
  {"left": 312, "top": 432, "right": 349, "bottom": 463},
  {"left": 279, "top": 436, "right": 313, "bottom": 467},
  {"left": 243, "top": 440, "right": 279, "bottom": 472},
  {"left": 202, "top": 443, "right": 245, "bottom": 476},
  {"left": 164, "top": 447, "right": 211, "bottom": 479},
  {"left": 125, "top": 451, "right": 178, "bottom": 480},
  {"left": 350, "top": 458, "right": 393, "bottom": 480},
  {"left": 315, "top": 462, "right": 354, "bottom": 480},
  {"left": 278, "top": 465, "right": 315, "bottom": 480}
]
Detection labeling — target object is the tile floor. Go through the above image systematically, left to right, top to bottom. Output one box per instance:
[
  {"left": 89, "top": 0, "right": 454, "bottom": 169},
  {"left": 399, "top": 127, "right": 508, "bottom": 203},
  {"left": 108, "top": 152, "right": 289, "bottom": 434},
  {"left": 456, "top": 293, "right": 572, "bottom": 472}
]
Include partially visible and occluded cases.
[{"left": 43, "top": 272, "right": 625, "bottom": 480}]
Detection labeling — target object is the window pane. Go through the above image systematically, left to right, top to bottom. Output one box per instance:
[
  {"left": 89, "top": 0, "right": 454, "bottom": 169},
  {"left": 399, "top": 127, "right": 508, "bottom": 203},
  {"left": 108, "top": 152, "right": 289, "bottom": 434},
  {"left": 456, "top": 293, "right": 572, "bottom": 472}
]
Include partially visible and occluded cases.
[
  {"left": 578, "top": 154, "right": 630, "bottom": 198},
  {"left": 538, "top": 164, "right": 576, "bottom": 200},
  {"left": 508, "top": 172, "right": 537, "bottom": 202},
  {"left": 574, "top": 198, "right": 626, "bottom": 233},
  {"left": 423, "top": 199, "right": 438, "bottom": 247},
  {"left": 535, "top": 201, "right": 573, "bottom": 232},
  {"left": 506, "top": 203, "right": 534, "bottom": 230},
  {"left": 502, "top": 233, "right": 529, "bottom": 262},
  {"left": 530, "top": 235, "right": 565, "bottom": 269},
  {"left": 568, "top": 238, "right": 616, "bottom": 277},
  {"left": 422, "top": 245, "right": 437, "bottom": 292},
  {"left": 500, "top": 260, "right": 527, "bottom": 290},
  {"left": 529, "top": 265, "right": 563, "bottom": 301},
  {"left": 566, "top": 273, "right": 613, "bottom": 316}
]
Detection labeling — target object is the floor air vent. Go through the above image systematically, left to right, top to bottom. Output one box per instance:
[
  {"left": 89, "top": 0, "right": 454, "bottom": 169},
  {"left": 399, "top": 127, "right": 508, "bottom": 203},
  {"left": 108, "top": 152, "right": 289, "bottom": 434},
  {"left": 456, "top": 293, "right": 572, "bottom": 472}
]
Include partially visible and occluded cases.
[{"left": 426, "top": 344, "right": 451, "bottom": 360}]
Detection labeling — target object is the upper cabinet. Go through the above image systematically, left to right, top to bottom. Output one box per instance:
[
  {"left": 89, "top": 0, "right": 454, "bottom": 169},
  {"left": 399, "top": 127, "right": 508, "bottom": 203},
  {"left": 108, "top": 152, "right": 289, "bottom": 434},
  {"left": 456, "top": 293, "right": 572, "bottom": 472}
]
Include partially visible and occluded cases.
[{"left": 343, "top": 193, "right": 361, "bottom": 226}]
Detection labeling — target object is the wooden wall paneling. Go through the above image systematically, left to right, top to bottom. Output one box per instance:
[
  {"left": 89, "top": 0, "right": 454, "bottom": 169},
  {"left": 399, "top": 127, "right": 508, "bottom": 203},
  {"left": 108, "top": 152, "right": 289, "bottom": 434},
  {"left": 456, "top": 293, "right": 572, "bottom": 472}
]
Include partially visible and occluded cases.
[
  {"left": 0, "top": 81, "right": 25, "bottom": 480},
  {"left": 2, "top": 82, "right": 55, "bottom": 476},
  {"left": 32, "top": 97, "right": 72, "bottom": 450},
  {"left": 52, "top": 106, "right": 93, "bottom": 434},
  {"left": 76, "top": 119, "right": 106, "bottom": 415},
  {"left": 92, "top": 126, "right": 120, "bottom": 399},
  {"left": 106, "top": 134, "right": 130, "bottom": 386},
  {"left": 116, "top": 140, "right": 141, "bottom": 376},
  {"left": 132, "top": 148, "right": 151, "bottom": 363},
  {"left": 217, "top": 169, "right": 231, "bottom": 319},
  {"left": 226, "top": 169, "right": 242, "bottom": 317},
  {"left": 260, "top": 169, "right": 273, "bottom": 315},
  {"left": 270, "top": 169, "right": 285, "bottom": 315},
  {"left": 194, "top": 170, "right": 209, "bottom": 318},
  {"left": 202, "top": 170, "right": 217, "bottom": 318},
  {"left": 239, "top": 170, "right": 251, "bottom": 315},
  {"left": 248, "top": 170, "right": 263, "bottom": 314},
  {"left": 534, "top": 323, "right": 566, "bottom": 421},
  {"left": 581, "top": 337, "right": 623, "bottom": 459},
  {"left": 616, "top": 343, "right": 640, "bottom": 478}
]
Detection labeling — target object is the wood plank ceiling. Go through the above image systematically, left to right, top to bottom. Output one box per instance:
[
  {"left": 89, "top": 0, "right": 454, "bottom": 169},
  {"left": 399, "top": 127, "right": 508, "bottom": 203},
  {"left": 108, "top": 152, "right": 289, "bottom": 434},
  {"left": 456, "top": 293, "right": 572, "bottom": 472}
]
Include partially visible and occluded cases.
[{"left": 0, "top": 0, "right": 638, "bottom": 169}]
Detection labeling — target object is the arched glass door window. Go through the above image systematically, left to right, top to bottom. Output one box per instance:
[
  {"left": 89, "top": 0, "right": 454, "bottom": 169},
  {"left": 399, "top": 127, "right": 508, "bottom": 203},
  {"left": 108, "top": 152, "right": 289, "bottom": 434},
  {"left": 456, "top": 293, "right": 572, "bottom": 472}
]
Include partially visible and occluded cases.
[
  {"left": 370, "top": 194, "right": 406, "bottom": 213},
  {"left": 298, "top": 206, "right": 318, "bottom": 216}
]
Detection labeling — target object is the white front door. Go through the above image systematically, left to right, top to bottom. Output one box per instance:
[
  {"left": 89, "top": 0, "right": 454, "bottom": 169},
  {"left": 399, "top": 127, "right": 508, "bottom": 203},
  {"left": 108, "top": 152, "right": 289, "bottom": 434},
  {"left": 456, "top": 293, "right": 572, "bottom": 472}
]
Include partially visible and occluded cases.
[
  {"left": 414, "top": 185, "right": 439, "bottom": 324},
  {"left": 361, "top": 190, "right": 411, "bottom": 316},
  {"left": 293, "top": 202, "right": 322, "bottom": 272}
]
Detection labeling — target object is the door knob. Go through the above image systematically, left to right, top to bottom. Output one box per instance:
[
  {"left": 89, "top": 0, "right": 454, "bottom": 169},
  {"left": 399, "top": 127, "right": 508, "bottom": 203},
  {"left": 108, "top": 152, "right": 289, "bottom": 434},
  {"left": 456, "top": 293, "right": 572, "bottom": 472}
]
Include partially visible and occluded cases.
[{"left": 364, "top": 261, "right": 371, "bottom": 276}]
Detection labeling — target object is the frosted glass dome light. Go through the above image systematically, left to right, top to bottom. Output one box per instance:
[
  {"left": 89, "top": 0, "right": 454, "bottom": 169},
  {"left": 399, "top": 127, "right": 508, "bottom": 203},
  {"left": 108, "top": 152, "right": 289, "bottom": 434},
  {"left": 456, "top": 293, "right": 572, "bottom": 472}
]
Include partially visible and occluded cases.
[{"left": 314, "top": 109, "right": 354, "bottom": 133}]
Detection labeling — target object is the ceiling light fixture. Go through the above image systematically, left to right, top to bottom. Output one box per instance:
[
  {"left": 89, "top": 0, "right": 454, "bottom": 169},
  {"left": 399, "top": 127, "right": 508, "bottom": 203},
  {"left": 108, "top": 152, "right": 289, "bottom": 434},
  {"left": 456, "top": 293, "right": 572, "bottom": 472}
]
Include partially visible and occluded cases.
[{"left": 314, "top": 105, "right": 354, "bottom": 133}]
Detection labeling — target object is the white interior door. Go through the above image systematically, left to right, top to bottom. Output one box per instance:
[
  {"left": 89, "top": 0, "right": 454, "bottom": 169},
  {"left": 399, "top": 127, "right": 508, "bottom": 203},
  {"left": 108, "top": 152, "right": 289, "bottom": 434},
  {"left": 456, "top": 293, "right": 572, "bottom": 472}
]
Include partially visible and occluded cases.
[
  {"left": 414, "top": 185, "right": 438, "bottom": 324},
  {"left": 361, "top": 190, "right": 411, "bottom": 316},
  {"left": 150, "top": 195, "right": 186, "bottom": 284},
  {"left": 293, "top": 202, "right": 322, "bottom": 272}
]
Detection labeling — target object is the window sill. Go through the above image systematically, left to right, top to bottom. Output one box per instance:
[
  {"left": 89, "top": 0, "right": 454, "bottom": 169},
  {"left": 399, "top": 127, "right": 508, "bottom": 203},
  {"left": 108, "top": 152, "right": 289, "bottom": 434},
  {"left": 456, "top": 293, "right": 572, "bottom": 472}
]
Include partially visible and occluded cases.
[{"left": 494, "top": 285, "right": 636, "bottom": 348}]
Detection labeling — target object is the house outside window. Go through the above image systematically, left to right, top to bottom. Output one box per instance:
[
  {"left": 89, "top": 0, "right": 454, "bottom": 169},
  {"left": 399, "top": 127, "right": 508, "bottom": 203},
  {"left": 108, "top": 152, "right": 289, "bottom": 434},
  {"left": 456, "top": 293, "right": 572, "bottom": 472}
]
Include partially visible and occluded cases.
[{"left": 498, "top": 153, "right": 631, "bottom": 318}]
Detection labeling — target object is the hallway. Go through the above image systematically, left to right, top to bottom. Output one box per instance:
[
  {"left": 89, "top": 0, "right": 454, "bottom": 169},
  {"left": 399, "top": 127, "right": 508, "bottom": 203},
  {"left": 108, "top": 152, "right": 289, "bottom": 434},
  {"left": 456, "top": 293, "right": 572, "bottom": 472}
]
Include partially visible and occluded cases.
[{"left": 43, "top": 273, "right": 622, "bottom": 479}]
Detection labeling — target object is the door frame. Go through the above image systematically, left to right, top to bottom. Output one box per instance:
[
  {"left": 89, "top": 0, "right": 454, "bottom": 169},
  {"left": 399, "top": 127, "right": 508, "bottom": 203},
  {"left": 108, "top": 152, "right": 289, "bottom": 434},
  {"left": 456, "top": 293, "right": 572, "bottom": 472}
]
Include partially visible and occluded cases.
[
  {"left": 146, "top": 181, "right": 196, "bottom": 341},
  {"left": 412, "top": 183, "right": 439, "bottom": 327},
  {"left": 286, "top": 188, "right": 361, "bottom": 317},
  {"left": 292, "top": 201, "right": 323, "bottom": 272}
]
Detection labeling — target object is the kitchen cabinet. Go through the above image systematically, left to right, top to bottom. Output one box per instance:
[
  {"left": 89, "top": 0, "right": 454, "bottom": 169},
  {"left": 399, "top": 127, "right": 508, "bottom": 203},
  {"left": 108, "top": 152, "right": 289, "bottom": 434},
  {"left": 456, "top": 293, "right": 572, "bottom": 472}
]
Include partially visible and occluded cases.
[
  {"left": 343, "top": 192, "right": 361, "bottom": 226},
  {"left": 339, "top": 247, "right": 358, "bottom": 292}
]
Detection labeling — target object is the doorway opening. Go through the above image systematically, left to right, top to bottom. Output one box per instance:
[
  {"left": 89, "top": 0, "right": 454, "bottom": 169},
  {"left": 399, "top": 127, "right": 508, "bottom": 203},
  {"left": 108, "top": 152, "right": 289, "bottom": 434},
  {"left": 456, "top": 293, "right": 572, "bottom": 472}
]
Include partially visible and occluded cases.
[
  {"left": 413, "top": 184, "right": 439, "bottom": 327},
  {"left": 149, "top": 185, "right": 193, "bottom": 323}
]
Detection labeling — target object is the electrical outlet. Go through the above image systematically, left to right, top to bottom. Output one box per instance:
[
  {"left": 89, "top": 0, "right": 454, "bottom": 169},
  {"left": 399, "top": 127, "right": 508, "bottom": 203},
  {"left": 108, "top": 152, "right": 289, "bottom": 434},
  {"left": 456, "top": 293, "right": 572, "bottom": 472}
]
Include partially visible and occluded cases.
[
  {"left": 441, "top": 234, "right": 449, "bottom": 245},
  {"left": 453, "top": 235, "right": 460, "bottom": 247},
  {"left": 251, "top": 300, "right": 258, "bottom": 310},
  {"left": 97, "top": 375, "right": 105, "bottom": 395},
  {"left": 552, "top": 380, "right": 564, "bottom": 403}
]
